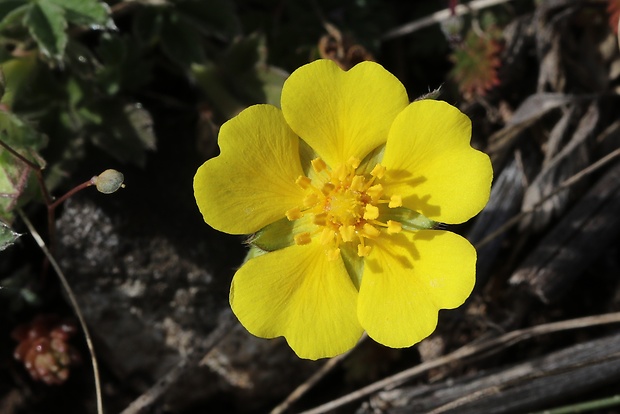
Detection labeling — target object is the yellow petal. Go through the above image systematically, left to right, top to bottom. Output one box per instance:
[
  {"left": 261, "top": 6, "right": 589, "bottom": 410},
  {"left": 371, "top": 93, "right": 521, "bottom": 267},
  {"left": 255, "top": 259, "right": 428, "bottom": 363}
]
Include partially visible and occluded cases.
[
  {"left": 281, "top": 59, "right": 409, "bottom": 168},
  {"left": 381, "top": 100, "right": 493, "bottom": 224},
  {"left": 194, "top": 105, "right": 306, "bottom": 234},
  {"left": 358, "top": 230, "right": 476, "bottom": 348},
  {"left": 230, "top": 242, "right": 363, "bottom": 359}
]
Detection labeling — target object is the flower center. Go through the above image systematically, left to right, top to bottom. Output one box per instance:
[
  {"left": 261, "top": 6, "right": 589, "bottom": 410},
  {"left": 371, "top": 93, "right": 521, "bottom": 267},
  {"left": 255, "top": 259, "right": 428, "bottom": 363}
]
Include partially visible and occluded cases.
[{"left": 286, "top": 156, "right": 403, "bottom": 260}]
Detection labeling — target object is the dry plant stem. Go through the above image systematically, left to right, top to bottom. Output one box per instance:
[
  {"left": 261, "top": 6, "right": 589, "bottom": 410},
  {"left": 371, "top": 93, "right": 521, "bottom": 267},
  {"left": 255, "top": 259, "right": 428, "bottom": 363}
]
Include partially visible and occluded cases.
[
  {"left": 381, "top": 0, "right": 516, "bottom": 40},
  {"left": 476, "top": 147, "right": 620, "bottom": 249},
  {"left": 17, "top": 208, "right": 104, "bottom": 414},
  {"left": 120, "top": 310, "right": 236, "bottom": 414},
  {"left": 300, "top": 312, "right": 620, "bottom": 414},
  {"left": 530, "top": 394, "right": 620, "bottom": 414}
]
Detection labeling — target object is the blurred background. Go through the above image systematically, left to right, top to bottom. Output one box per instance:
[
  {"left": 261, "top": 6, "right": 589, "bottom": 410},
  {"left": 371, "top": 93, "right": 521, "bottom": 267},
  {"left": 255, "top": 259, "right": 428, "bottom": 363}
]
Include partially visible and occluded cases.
[{"left": 2, "top": 0, "right": 620, "bottom": 413}]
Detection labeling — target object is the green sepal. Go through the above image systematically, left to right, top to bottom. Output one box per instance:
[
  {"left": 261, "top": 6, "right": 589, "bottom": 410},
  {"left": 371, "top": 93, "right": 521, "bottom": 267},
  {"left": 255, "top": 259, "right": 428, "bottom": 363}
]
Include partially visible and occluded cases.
[
  {"left": 378, "top": 206, "right": 436, "bottom": 231},
  {"left": 250, "top": 214, "right": 315, "bottom": 252},
  {"left": 340, "top": 243, "right": 363, "bottom": 290},
  {"left": 243, "top": 244, "right": 268, "bottom": 263}
]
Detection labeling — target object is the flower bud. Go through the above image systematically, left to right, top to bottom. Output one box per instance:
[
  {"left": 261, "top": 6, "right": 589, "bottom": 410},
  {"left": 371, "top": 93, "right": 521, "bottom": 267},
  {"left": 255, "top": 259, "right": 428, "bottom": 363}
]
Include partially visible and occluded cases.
[{"left": 93, "top": 169, "right": 125, "bottom": 194}]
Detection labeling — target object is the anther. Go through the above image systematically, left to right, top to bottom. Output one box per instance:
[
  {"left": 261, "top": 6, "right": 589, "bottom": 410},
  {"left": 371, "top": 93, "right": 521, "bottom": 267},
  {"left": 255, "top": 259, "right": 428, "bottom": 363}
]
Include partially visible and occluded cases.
[
  {"left": 347, "top": 156, "right": 361, "bottom": 169},
  {"left": 311, "top": 158, "right": 327, "bottom": 174},
  {"left": 370, "top": 164, "right": 386, "bottom": 179},
  {"left": 295, "top": 175, "right": 312, "bottom": 189},
  {"left": 350, "top": 175, "right": 364, "bottom": 192},
  {"left": 321, "top": 183, "right": 335, "bottom": 195},
  {"left": 366, "top": 184, "right": 384, "bottom": 201},
  {"left": 303, "top": 193, "right": 319, "bottom": 207},
  {"left": 389, "top": 195, "right": 402, "bottom": 208},
  {"left": 363, "top": 205, "right": 379, "bottom": 220},
  {"left": 286, "top": 207, "right": 302, "bottom": 221},
  {"left": 313, "top": 212, "right": 327, "bottom": 226},
  {"left": 387, "top": 220, "right": 402, "bottom": 234},
  {"left": 362, "top": 223, "right": 381, "bottom": 238},
  {"left": 339, "top": 225, "right": 356, "bottom": 242},
  {"left": 320, "top": 227, "right": 335, "bottom": 245},
  {"left": 294, "top": 232, "right": 312, "bottom": 245},
  {"left": 357, "top": 244, "right": 372, "bottom": 257},
  {"left": 327, "top": 247, "right": 341, "bottom": 261}
]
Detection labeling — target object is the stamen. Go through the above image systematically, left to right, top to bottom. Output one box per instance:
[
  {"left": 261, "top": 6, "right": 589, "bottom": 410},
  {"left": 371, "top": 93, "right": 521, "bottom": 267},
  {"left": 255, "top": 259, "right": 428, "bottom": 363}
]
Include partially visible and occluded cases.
[
  {"left": 347, "top": 156, "right": 361, "bottom": 169},
  {"left": 311, "top": 158, "right": 327, "bottom": 173},
  {"left": 333, "top": 164, "right": 348, "bottom": 182},
  {"left": 370, "top": 164, "right": 386, "bottom": 179},
  {"left": 295, "top": 175, "right": 312, "bottom": 189},
  {"left": 350, "top": 175, "right": 365, "bottom": 192},
  {"left": 322, "top": 183, "right": 335, "bottom": 195},
  {"left": 366, "top": 184, "right": 384, "bottom": 201},
  {"left": 303, "top": 193, "right": 319, "bottom": 207},
  {"left": 389, "top": 195, "right": 402, "bottom": 208},
  {"left": 363, "top": 204, "right": 379, "bottom": 220},
  {"left": 286, "top": 207, "right": 302, "bottom": 221},
  {"left": 313, "top": 212, "right": 327, "bottom": 226},
  {"left": 387, "top": 220, "right": 402, "bottom": 234},
  {"left": 361, "top": 223, "right": 380, "bottom": 238},
  {"left": 339, "top": 225, "right": 356, "bottom": 242},
  {"left": 320, "top": 227, "right": 335, "bottom": 245},
  {"left": 294, "top": 232, "right": 312, "bottom": 245},
  {"left": 357, "top": 244, "right": 372, "bottom": 257},
  {"left": 327, "top": 247, "right": 341, "bottom": 261}
]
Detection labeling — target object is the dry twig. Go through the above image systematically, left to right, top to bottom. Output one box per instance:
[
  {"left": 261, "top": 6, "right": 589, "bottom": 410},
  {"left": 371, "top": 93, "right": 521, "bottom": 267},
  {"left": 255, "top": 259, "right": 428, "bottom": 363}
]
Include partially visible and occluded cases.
[
  {"left": 17, "top": 209, "right": 104, "bottom": 414},
  {"left": 300, "top": 312, "right": 620, "bottom": 414}
]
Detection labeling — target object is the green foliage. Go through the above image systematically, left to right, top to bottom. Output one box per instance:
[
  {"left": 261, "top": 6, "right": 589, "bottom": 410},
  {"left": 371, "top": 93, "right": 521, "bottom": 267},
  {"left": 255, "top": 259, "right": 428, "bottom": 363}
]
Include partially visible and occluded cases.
[{"left": 0, "top": 111, "right": 46, "bottom": 223}]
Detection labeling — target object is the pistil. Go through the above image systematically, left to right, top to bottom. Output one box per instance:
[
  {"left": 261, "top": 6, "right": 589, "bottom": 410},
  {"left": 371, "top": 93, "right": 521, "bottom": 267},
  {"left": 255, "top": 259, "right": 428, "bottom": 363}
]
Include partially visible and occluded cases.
[{"left": 286, "top": 157, "right": 404, "bottom": 260}]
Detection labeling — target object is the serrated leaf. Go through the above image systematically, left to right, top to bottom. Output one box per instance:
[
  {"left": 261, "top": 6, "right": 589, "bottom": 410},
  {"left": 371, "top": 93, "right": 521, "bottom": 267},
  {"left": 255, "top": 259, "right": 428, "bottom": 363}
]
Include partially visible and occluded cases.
[
  {"left": 0, "top": 0, "right": 29, "bottom": 30},
  {"left": 24, "top": 0, "right": 68, "bottom": 60},
  {"left": 48, "top": 0, "right": 110, "bottom": 28},
  {"left": 0, "top": 53, "right": 39, "bottom": 107},
  {"left": 86, "top": 101, "right": 156, "bottom": 167},
  {"left": 0, "top": 111, "right": 47, "bottom": 222},
  {"left": 0, "top": 221, "right": 20, "bottom": 251}
]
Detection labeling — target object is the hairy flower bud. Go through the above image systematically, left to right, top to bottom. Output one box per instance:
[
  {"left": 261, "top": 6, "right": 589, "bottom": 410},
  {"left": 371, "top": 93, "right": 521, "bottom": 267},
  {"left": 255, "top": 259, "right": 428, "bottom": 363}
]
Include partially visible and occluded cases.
[{"left": 93, "top": 169, "right": 125, "bottom": 194}]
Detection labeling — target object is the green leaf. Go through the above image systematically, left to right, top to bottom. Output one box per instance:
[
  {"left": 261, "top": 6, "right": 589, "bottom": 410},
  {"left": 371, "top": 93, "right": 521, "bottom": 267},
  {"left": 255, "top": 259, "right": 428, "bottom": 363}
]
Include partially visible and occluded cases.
[
  {"left": 0, "top": 0, "right": 28, "bottom": 30},
  {"left": 23, "top": 0, "right": 68, "bottom": 60},
  {"left": 48, "top": 0, "right": 111, "bottom": 28},
  {"left": 0, "top": 54, "right": 39, "bottom": 108},
  {"left": 191, "top": 62, "right": 245, "bottom": 119},
  {"left": 0, "top": 67, "right": 4, "bottom": 101},
  {"left": 86, "top": 100, "right": 156, "bottom": 167},
  {"left": 0, "top": 112, "right": 46, "bottom": 223},
  {"left": 0, "top": 221, "right": 20, "bottom": 252}
]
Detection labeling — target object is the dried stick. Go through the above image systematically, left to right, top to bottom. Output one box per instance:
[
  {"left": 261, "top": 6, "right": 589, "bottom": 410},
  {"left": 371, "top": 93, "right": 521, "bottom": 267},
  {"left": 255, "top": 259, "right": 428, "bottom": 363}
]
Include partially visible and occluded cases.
[
  {"left": 381, "top": 0, "right": 517, "bottom": 41},
  {"left": 476, "top": 147, "right": 620, "bottom": 249},
  {"left": 17, "top": 208, "right": 104, "bottom": 414},
  {"left": 120, "top": 310, "right": 236, "bottom": 414},
  {"left": 299, "top": 312, "right": 620, "bottom": 414}
]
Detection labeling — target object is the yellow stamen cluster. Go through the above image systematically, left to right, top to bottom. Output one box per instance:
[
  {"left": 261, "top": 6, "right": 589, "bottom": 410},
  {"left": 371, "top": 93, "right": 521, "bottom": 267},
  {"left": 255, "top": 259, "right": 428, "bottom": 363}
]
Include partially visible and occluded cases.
[{"left": 285, "top": 157, "right": 404, "bottom": 260}]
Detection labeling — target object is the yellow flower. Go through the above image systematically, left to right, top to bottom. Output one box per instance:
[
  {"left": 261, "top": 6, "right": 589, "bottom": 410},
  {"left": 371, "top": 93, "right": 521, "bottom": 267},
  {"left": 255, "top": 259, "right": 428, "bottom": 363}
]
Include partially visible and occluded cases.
[{"left": 194, "top": 59, "right": 492, "bottom": 360}]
